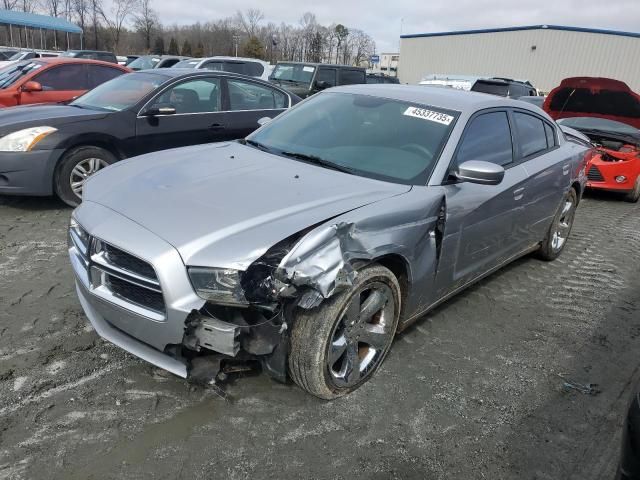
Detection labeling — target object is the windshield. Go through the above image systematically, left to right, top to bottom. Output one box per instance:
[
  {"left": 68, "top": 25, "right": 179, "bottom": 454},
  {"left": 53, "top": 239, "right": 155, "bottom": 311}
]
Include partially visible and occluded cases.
[
  {"left": 8, "top": 52, "right": 26, "bottom": 61},
  {"left": 128, "top": 56, "right": 161, "bottom": 70},
  {"left": 173, "top": 59, "right": 199, "bottom": 68},
  {"left": 0, "top": 61, "right": 43, "bottom": 88},
  {"left": 270, "top": 63, "right": 315, "bottom": 84},
  {"left": 70, "top": 72, "right": 165, "bottom": 112},
  {"left": 248, "top": 92, "right": 458, "bottom": 185},
  {"left": 557, "top": 117, "right": 640, "bottom": 137}
]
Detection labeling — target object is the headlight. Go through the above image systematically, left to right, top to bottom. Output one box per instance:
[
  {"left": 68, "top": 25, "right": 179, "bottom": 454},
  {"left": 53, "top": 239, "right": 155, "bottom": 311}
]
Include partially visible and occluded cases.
[
  {"left": 0, "top": 126, "right": 57, "bottom": 152},
  {"left": 69, "top": 217, "right": 89, "bottom": 256},
  {"left": 188, "top": 267, "right": 248, "bottom": 306}
]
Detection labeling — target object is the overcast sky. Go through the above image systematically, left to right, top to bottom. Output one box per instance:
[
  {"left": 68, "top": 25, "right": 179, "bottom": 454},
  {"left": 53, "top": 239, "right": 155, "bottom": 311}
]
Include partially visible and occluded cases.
[{"left": 150, "top": 0, "right": 640, "bottom": 52}]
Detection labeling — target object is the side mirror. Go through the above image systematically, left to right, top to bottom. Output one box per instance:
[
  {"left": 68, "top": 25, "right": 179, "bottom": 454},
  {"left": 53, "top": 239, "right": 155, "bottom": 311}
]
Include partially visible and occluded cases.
[
  {"left": 315, "top": 80, "right": 331, "bottom": 90},
  {"left": 21, "top": 81, "right": 42, "bottom": 92},
  {"left": 143, "top": 103, "right": 176, "bottom": 116},
  {"left": 257, "top": 116, "right": 272, "bottom": 127},
  {"left": 454, "top": 160, "right": 505, "bottom": 185}
]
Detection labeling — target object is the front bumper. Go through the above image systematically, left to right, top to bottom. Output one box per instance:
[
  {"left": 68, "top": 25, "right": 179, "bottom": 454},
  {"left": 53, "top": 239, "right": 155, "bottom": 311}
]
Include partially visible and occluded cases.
[
  {"left": 0, "top": 148, "right": 64, "bottom": 196},
  {"left": 587, "top": 161, "right": 640, "bottom": 192},
  {"left": 69, "top": 200, "right": 205, "bottom": 376}
]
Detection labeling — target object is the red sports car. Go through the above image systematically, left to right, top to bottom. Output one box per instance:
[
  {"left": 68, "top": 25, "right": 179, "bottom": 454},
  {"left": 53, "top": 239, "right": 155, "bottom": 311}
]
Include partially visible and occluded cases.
[{"left": 544, "top": 77, "right": 640, "bottom": 202}]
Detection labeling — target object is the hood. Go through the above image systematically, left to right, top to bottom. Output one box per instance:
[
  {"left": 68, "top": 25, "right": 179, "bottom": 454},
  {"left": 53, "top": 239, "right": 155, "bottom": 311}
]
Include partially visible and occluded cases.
[
  {"left": 544, "top": 77, "right": 640, "bottom": 129},
  {"left": 0, "top": 104, "right": 107, "bottom": 134},
  {"left": 83, "top": 142, "right": 410, "bottom": 269}
]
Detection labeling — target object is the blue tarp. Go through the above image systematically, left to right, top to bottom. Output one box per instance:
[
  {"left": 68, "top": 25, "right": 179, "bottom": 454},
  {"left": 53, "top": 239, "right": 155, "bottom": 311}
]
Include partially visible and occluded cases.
[{"left": 0, "top": 9, "right": 82, "bottom": 34}]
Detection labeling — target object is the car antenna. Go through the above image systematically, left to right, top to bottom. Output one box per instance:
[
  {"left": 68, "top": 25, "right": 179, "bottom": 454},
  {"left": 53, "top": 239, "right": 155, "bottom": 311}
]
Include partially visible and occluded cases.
[{"left": 558, "top": 88, "right": 576, "bottom": 116}]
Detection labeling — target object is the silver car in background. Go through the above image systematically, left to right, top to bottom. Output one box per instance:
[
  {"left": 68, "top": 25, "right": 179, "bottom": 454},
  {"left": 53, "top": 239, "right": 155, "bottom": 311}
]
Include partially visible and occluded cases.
[{"left": 69, "top": 85, "right": 588, "bottom": 399}]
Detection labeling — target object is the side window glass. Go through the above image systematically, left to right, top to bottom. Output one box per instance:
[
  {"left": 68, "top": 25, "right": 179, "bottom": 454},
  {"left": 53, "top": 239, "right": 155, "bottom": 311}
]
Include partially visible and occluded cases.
[
  {"left": 203, "top": 61, "right": 224, "bottom": 71},
  {"left": 222, "top": 62, "right": 247, "bottom": 75},
  {"left": 245, "top": 62, "right": 264, "bottom": 77},
  {"left": 34, "top": 65, "right": 87, "bottom": 90},
  {"left": 87, "top": 65, "right": 123, "bottom": 89},
  {"left": 317, "top": 68, "right": 336, "bottom": 87},
  {"left": 339, "top": 69, "right": 365, "bottom": 85},
  {"left": 153, "top": 78, "right": 222, "bottom": 114},
  {"left": 228, "top": 79, "right": 287, "bottom": 110},
  {"left": 456, "top": 111, "right": 513, "bottom": 166},
  {"left": 514, "top": 112, "right": 549, "bottom": 157},
  {"left": 544, "top": 122, "right": 556, "bottom": 148}
]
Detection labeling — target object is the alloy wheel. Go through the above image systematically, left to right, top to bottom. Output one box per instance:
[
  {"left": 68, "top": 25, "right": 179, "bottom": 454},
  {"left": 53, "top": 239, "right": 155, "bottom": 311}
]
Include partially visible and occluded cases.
[
  {"left": 70, "top": 157, "right": 109, "bottom": 198},
  {"left": 551, "top": 195, "right": 576, "bottom": 251}
]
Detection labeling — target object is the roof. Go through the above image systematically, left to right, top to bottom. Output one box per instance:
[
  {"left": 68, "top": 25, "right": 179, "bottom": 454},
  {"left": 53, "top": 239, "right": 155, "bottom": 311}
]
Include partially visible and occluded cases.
[
  {"left": 0, "top": 9, "right": 82, "bottom": 34},
  {"left": 401, "top": 24, "right": 640, "bottom": 40},
  {"left": 24, "top": 57, "right": 129, "bottom": 68},
  {"left": 331, "top": 84, "right": 544, "bottom": 114}
]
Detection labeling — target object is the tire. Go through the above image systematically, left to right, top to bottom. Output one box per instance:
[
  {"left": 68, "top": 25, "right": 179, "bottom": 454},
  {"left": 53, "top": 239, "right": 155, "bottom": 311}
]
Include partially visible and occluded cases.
[
  {"left": 54, "top": 146, "right": 117, "bottom": 207},
  {"left": 624, "top": 177, "right": 640, "bottom": 203},
  {"left": 537, "top": 188, "right": 578, "bottom": 261},
  {"left": 289, "top": 264, "right": 401, "bottom": 400}
]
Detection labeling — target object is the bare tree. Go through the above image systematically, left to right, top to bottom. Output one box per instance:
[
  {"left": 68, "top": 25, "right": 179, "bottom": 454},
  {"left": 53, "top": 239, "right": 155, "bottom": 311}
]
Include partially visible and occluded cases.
[
  {"left": 73, "top": 0, "right": 89, "bottom": 32},
  {"left": 89, "top": 0, "right": 101, "bottom": 49},
  {"left": 100, "top": 0, "right": 137, "bottom": 52},
  {"left": 133, "top": 0, "right": 157, "bottom": 52},
  {"left": 235, "top": 8, "right": 264, "bottom": 38},
  {"left": 349, "top": 29, "right": 374, "bottom": 66}
]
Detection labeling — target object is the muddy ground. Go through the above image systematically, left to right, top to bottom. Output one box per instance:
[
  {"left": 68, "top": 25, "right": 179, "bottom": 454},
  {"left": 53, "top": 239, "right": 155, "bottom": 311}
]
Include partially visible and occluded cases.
[{"left": 0, "top": 191, "right": 638, "bottom": 480}]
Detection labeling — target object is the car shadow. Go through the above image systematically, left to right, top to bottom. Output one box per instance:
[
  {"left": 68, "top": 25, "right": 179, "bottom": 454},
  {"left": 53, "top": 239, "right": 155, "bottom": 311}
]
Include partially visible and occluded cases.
[
  {"left": 582, "top": 189, "right": 630, "bottom": 202},
  {"left": 0, "top": 195, "right": 69, "bottom": 211}
]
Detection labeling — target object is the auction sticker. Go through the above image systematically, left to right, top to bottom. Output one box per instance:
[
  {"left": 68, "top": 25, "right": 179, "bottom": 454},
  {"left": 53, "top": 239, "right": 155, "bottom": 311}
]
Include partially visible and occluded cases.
[{"left": 403, "top": 106, "right": 454, "bottom": 125}]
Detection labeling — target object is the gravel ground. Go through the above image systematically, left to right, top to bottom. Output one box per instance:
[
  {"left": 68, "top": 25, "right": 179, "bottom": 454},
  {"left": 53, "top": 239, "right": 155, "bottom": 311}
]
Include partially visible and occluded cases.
[{"left": 0, "top": 191, "right": 638, "bottom": 480}]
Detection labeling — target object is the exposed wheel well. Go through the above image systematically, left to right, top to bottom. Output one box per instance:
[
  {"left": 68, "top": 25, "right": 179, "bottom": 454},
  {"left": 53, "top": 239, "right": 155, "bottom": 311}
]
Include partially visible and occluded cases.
[
  {"left": 571, "top": 182, "right": 582, "bottom": 203},
  {"left": 373, "top": 254, "right": 410, "bottom": 319}
]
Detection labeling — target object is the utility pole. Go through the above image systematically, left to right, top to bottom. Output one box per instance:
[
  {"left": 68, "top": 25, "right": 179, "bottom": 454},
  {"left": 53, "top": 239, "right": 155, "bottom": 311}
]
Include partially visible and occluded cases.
[{"left": 233, "top": 34, "right": 240, "bottom": 57}]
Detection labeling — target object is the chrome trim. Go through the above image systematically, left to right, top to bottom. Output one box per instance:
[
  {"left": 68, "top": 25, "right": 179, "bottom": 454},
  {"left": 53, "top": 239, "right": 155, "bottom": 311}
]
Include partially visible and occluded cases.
[
  {"left": 91, "top": 250, "right": 161, "bottom": 289},
  {"left": 91, "top": 263, "right": 162, "bottom": 293}
]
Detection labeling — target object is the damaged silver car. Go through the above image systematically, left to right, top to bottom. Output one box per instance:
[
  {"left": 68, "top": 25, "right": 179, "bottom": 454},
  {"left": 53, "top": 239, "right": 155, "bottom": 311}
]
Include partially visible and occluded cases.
[{"left": 69, "top": 85, "right": 589, "bottom": 399}]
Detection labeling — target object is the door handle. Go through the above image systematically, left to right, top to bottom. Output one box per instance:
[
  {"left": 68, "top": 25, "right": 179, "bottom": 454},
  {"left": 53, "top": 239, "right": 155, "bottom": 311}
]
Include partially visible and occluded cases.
[
  {"left": 209, "top": 123, "right": 226, "bottom": 131},
  {"left": 562, "top": 164, "right": 570, "bottom": 176},
  {"left": 513, "top": 187, "right": 525, "bottom": 201}
]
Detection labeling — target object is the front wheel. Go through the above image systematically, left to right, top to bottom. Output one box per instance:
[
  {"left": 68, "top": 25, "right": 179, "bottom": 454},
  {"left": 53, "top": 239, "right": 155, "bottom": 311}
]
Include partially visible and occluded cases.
[
  {"left": 54, "top": 146, "right": 116, "bottom": 207},
  {"left": 624, "top": 177, "right": 640, "bottom": 203},
  {"left": 537, "top": 188, "right": 578, "bottom": 261},
  {"left": 289, "top": 264, "right": 401, "bottom": 399}
]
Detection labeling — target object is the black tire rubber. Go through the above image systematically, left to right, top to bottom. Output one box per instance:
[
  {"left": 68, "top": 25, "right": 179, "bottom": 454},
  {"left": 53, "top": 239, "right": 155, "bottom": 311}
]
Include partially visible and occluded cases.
[
  {"left": 54, "top": 146, "right": 117, "bottom": 207},
  {"left": 624, "top": 177, "right": 640, "bottom": 203},
  {"left": 536, "top": 188, "right": 578, "bottom": 261},
  {"left": 288, "top": 264, "right": 401, "bottom": 400}
]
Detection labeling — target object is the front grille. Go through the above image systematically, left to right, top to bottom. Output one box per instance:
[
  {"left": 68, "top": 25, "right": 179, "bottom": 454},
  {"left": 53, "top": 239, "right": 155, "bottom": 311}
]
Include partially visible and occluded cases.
[
  {"left": 587, "top": 165, "right": 605, "bottom": 182},
  {"left": 102, "top": 243, "right": 157, "bottom": 280},
  {"left": 107, "top": 275, "right": 165, "bottom": 312}
]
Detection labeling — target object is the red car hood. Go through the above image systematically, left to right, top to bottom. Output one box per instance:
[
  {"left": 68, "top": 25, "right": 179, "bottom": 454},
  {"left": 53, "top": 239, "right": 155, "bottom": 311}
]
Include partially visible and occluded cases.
[{"left": 543, "top": 77, "right": 640, "bottom": 129}]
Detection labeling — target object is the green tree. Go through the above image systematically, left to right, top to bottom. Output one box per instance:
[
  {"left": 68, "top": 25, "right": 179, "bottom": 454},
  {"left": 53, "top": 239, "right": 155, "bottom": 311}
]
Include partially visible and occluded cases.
[
  {"left": 152, "top": 36, "right": 165, "bottom": 55},
  {"left": 243, "top": 36, "right": 264, "bottom": 59},
  {"left": 167, "top": 37, "right": 179, "bottom": 55},
  {"left": 181, "top": 39, "right": 192, "bottom": 56},
  {"left": 194, "top": 41, "right": 205, "bottom": 57}
]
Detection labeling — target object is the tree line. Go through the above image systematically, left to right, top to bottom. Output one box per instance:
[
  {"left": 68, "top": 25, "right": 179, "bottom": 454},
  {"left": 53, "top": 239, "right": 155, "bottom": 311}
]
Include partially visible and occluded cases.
[{"left": 0, "top": 1, "right": 376, "bottom": 66}]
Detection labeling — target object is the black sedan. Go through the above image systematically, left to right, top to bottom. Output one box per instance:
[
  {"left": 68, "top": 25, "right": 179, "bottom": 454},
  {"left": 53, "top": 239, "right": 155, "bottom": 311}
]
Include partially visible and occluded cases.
[{"left": 0, "top": 69, "right": 299, "bottom": 205}]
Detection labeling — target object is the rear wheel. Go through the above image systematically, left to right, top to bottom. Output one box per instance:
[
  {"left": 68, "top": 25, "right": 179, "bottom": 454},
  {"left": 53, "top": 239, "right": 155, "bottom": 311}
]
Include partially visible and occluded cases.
[
  {"left": 54, "top": 146, "right": 116, "bottom": 207},
  {"left": 624, "top": 177, "right": 640, "bottom": 203},
  {"left": 537, "top": 188, "right": 578, "bottom": 261},
  {"left": 289, "top": 264, "right": 401, "bottom": 399}
]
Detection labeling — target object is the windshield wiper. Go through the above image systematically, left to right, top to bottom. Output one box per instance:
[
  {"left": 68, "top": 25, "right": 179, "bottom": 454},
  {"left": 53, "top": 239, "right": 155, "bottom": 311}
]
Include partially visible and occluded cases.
[
  {"left": 241, "top": 138, "right": 275, "bottom": 153},
  {"left": 280, "top": 151, "right": 355, "bottom": 174}
]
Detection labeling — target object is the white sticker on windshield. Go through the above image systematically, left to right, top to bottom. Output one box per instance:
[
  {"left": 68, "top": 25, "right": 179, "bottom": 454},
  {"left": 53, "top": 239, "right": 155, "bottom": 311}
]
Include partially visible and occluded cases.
[
  {"left": 302, "top": 66, "right": 315, "bottom": 72},
  {"left": 403, "top": 106, "right": 454, "bottom": 125}
]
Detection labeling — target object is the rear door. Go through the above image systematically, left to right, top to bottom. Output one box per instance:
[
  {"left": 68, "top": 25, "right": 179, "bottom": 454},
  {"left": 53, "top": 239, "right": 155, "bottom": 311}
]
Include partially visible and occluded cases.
[
  {"left": 20, "top": 63, "right": 88, "bottom": 105},
  {"left": 134, "top": 76, "right": 228, "bottom": 153},
  {"left": 223, "top": 77, "right": 290, "bottom": 139},
  {"left": 511, "top": 109, "right": 566, "bottom": 242},
  {"left": 438, "top": 110, "right": 529, "bottom": 293}
]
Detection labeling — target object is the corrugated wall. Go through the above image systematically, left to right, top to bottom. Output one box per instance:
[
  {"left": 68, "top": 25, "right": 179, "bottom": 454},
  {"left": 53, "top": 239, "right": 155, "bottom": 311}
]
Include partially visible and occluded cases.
[{"left": 398, "top": 29, "right": 640, "bottom": 92}]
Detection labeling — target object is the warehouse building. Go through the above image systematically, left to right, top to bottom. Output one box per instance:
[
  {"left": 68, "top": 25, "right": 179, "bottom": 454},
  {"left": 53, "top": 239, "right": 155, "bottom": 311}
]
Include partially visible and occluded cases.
[{"left": 398, "top": 25, "right": 640, "bottom": 93}]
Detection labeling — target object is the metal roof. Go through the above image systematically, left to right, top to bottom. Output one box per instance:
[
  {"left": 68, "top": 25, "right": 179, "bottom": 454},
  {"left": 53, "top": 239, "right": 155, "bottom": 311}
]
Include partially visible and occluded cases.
[
  {"left": 0, "top": 9, "right": 82, "bottom": 34},
  {"left": 401, "top": 25, "right": 640, "bottom": 40}
]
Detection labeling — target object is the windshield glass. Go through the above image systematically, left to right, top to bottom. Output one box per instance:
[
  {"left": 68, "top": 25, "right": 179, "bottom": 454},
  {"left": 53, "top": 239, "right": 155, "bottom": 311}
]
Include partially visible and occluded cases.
[
  {"left": 8, "top": 52, "right": 26, "bottom": 61},
  {"left": 128, "top": 56, "right": 161, "bottom": 70},
  {"left": 173, "top": 59, "right": 199, "bottom": 68},
  {"left": 0, "top": 61, "right": 42, "bottom": 88},
  {"left": 270, "top": 63, "right": 315, "bottom": 84},
  {"left": 70, "top": 72, "right": 165, "bottom": 112},
  {"left": 248, "top": 92, "right": 458, "bottom": 185},
  {"left": 557, "top": 117, "right": 640, "bottom": 137}
]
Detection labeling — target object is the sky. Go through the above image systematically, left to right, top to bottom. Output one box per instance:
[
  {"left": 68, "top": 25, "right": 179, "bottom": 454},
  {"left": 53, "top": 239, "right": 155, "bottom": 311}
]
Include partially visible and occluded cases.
[{"left": 149, "top": 0, "right": 640, "bottom": 53}]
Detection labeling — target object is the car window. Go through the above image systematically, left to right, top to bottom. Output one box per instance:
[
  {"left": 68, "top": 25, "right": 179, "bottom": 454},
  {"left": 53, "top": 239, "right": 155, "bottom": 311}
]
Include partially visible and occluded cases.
[
  {"left": 97, "top": 53, "right": 115, "bottom": 62},
  {"left": 159, "top": 58, "right": 179, "bottom": 68},
  {"left": 0, "top": 61, "right": 43, "bottom": 88},
  {"left": 222, "top": 62, "right": 246, "bottom": 75},
  {"left": 244, "top": 62, "right": 264, "bottom": 77},
  {"left": 34, "top": 64, "right": 88, "bottom": 90},
  {"left": 86, "top": 65, "right": 123, "bottom": 89},
  {"left": 317, "top": 68, "right": 336, "bottom": 87},
  {"left": 339, "top": 69, "right": 365, "bottom": 85},
  {"left": 72, "top": 72, "right": 165, "bottom": 112},
  {"left": 153, "top": 78, "right": 222, "bottom": 114},
  {"left": 228, "top": 79, "right": 287, "bottom": 110},
  {"left": 471, "top": 81, "right": 509, "bottom": 96},
  {"left": 509, "top": 84, "right": 526, "bottom": 98},
  {"left": 456, "top": 111, "right": 513, "bottom": 166},
  {"left": 514, "top": 112, "right": 549, "bottom": 157},
  {"left": 544, "top": 122, "right": 556, "bottom": 148}
]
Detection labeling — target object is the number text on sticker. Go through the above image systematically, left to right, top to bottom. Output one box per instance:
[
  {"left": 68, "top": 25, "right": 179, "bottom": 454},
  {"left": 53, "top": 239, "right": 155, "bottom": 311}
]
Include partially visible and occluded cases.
[{"left": 403, "top": 107, "right": 454, "bottom": 125}]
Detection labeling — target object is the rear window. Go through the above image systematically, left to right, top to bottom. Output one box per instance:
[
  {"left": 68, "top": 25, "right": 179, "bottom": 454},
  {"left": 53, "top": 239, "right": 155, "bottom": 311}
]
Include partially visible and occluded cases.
[{"left": 471, "top": 81, "right": 509, "bottom": 96}]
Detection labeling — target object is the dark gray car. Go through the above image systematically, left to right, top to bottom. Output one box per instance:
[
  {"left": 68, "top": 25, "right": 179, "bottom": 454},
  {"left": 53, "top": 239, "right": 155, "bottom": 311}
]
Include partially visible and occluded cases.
[
  {"left": 270, "top": 62, "right": 366, "bottom": 98},
  {"left": 69, "top": 85, "right": 588, "bottom": 399}
]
